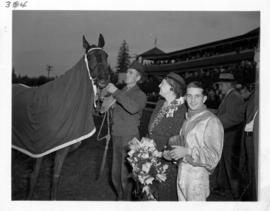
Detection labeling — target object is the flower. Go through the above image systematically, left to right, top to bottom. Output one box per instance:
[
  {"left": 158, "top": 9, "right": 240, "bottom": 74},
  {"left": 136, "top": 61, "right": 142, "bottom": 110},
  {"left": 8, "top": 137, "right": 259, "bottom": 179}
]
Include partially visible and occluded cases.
[
  {"left": 149, "top": 97, "right": 184, "bottom": 135},
  {"left": 165, "top": 97, "right": 184, "bottom": 118},
  {"left": 127, "top": 137, "right": 169, "bottom": 200},
  {"left": 128, "top": 137, "right": 141, "bottom": 150},
  {"left": 128, "top": 149, "right": 135, "bottom": 157},
  {"left": 152, "top": 150, "right": 162, "bottom": 158},
  {"left": 141, "top": 153, "right": 149, "bottom": 159},
  {"left": 142, "top": 162, "right": 152, "bottom": 173},
  {"left": 163, "top": 164, "right": 169, "bottom": 171},
  {"left": 156, "top": 173, "right": 167, "bottom": 182},
  {"left": 145, "top": 177, "right": 155, "bottom": 185},
  {"left": 142, "top": 185, "right": 156, "bottom": 200}
]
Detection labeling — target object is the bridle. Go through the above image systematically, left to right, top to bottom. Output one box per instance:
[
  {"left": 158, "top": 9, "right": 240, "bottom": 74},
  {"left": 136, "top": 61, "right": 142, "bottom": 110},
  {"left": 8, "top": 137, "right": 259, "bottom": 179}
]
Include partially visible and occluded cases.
[
  {"left": 84, "top": 47, "right": 108, "bottom": 84},
  {"left": 84, "top": 47, "right": 108, "bottom": 107},
  {"left": 84, "top": 48, "right": 111, "bottom": 179}
]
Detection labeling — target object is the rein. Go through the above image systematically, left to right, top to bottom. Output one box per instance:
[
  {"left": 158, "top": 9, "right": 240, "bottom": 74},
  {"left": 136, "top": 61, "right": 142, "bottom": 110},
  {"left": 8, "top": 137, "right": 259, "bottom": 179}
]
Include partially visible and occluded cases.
[{"left": 96, "top": 109, "right": 112, "bottom": 179}]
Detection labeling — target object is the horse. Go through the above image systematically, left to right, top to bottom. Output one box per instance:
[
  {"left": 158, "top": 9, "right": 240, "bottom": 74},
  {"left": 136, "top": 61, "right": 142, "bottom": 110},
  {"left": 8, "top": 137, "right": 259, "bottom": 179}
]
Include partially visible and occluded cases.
[{"left": 12, "top": 34, "right": 110, "bottom": 200}]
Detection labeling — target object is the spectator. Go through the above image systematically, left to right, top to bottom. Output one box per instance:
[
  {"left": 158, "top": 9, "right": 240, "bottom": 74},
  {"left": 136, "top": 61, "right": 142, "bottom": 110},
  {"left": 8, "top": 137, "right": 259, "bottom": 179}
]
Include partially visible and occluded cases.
[
  {"left": 240, "top": 47, "right": 259, "bottom": 201},
  {"left": 211, "top": 73, "right": 245, "bottom": 200},
  {"left": 239, "top": 85, "right": 251, "bottom": 101},
  {"left": 205, "top": 88, "right": 220, "bottom": 109}
]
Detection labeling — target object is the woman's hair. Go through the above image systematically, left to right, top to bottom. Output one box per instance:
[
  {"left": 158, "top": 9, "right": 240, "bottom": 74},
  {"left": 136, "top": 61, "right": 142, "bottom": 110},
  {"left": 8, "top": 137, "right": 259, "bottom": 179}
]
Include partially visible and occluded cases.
[
  {"left": 165, "top": 77, "right": 185, "bottom": 98},
  {"left": 186, "top": 81, "right": 207, "bottom": 96}
]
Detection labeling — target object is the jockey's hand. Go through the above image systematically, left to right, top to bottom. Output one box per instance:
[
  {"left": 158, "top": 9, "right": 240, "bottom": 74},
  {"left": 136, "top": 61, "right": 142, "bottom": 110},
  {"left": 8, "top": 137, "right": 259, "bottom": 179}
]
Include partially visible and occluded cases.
[
  {"left": 106, "top": 83, "right": 118, "bottom": 94},
  {"left": 169, "top": 146, "right": 190, "bottom": 160},
  {"left": 163, "top": 150, "right": 172, "bottom": 161}
]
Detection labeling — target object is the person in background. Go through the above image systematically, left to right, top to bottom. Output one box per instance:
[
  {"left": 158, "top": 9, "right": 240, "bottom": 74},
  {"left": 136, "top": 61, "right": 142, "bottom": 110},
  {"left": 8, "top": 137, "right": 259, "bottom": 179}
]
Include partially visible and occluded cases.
[
  {"left": 240, "top": 47, "right": 259, "bottom": 201},
  {"left": 105, "top": 60, "right": 147, "bottom": 200},
  {"left": 147, "top": 72, "right": 187, "bottom": 201},
  {"left": 212, "top": 73, "right": 245, "bottom": 200},
  {"left": 168, "top": 81, "right": 224, "bottom": 201},
  {"left": 239, "top": 85, "right": 251, "bottom": 102},
  {"left": 240, "top": 86, "right": 258, "bottom": 201},
  {"left": 205, "top": 88, "right": 220, "bottom": 109}
]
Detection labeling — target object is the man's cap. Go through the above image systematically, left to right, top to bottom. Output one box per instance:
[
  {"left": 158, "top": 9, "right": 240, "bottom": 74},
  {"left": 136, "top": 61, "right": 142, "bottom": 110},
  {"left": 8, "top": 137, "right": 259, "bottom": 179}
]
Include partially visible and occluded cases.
[{"left": 129, "top": 60, "right": 145, "bottom": 76}]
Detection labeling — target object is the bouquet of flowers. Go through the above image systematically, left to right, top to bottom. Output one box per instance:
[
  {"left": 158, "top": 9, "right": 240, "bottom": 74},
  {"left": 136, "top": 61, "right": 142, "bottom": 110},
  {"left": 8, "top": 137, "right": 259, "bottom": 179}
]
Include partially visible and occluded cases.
[{"left": 127, "top": 137, "right": 169, "bottom": 200}]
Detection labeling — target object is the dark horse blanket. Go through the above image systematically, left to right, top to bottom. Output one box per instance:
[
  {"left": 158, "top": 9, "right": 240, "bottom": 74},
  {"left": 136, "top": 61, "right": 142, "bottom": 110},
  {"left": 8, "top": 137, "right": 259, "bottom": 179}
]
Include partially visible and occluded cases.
[{"left": 12, "top": 56, "right": 96, "bottom": 158}]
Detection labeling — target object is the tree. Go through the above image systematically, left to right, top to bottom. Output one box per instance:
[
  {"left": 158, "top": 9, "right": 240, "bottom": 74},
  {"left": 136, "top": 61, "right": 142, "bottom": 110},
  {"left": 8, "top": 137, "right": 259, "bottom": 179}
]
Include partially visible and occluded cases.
[{"left": 116, "top": 40, "right": 130, "bottom": 73}]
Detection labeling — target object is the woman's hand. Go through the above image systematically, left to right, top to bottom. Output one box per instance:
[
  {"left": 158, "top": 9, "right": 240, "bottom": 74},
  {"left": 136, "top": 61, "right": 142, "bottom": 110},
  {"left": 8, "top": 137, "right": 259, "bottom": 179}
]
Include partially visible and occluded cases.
[
  {"left": 168, "top": 135, "right": 180, "bottom": 146},
  {"left": 169, "top": 146, "right": 190, "bottom": 160}
]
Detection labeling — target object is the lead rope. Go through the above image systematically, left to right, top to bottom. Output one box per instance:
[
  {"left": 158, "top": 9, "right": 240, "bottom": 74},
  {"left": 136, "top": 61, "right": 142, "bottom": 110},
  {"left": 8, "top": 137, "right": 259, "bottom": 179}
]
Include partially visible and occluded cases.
[
  {"left": 96, "top": 109, "right": 111, "bottom": 179},
  {"left": 97, "top": 109, "right": 111, "bottom": 141}
]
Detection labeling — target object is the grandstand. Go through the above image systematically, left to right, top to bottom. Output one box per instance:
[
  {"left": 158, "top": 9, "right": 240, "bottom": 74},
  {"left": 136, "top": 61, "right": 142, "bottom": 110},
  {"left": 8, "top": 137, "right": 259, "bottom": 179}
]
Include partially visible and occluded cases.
[{"left": 137, "top": 27, "right": 259, "bottom": 87}]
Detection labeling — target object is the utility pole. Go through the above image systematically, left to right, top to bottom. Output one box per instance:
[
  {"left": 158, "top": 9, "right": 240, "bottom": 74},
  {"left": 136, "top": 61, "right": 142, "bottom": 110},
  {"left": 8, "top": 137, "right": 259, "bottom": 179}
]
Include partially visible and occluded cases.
[{"left": 46, "top": 65, "right": 53, "bottom": 78}]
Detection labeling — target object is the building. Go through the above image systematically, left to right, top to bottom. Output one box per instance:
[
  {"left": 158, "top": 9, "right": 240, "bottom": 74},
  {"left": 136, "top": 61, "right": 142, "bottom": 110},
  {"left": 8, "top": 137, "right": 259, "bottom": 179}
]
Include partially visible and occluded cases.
[{"left": 137, "top": 27, "right": 259, "bottom": 89}]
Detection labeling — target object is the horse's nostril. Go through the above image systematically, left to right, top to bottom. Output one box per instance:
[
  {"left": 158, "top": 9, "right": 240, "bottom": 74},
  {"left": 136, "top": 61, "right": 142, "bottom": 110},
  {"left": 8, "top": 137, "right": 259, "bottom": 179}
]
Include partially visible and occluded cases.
[{"left": 98, "top": 80, "right": 108, "bottom": 88}]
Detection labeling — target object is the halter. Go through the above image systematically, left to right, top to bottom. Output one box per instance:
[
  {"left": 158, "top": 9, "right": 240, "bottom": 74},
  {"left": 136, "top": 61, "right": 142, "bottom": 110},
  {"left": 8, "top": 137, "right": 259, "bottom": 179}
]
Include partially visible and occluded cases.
[{"left": 84, "top": 47, "right": 106, "bottom": 107}]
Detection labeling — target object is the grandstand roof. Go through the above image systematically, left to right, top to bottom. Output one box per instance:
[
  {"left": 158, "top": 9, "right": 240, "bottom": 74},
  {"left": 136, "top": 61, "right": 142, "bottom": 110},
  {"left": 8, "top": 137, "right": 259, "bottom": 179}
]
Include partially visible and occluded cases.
[
  {"left": 140, "top": 27, "right": 259, "bottom": 60},
  {"left": 167, "top": 27, "right": 259, "bottom": 55},
  {"left": 137, "top": 47, "right": 166, "bottom": 58}
]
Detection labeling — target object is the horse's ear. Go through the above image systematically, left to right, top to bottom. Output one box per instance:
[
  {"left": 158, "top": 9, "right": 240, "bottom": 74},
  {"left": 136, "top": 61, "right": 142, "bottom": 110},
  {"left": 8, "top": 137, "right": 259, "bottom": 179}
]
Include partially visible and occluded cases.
[
  {"left": 98, "top": 34, "right": 105, "bottom": 48},
  {"left": 83, "top": 35, "right": 90, "bottom": 51}
]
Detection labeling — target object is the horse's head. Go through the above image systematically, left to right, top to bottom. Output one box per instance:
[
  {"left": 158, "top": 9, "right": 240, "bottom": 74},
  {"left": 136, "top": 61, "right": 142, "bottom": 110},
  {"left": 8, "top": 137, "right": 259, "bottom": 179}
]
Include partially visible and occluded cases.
[{"left": 83, "top": 34, "right": 110, "bottom": 88}]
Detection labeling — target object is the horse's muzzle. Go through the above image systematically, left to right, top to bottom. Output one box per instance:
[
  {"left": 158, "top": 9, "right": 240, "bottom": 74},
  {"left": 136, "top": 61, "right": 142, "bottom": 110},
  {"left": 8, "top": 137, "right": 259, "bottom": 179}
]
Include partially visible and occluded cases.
[{"left": 97, "top": 79, "right": 108, "bottom": 88}]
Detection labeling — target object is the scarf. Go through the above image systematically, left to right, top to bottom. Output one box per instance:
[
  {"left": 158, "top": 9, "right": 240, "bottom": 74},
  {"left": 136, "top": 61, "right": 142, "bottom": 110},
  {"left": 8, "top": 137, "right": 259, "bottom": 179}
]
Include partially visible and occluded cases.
[
  {"left": 149, "top": 97, "right": 184, "bottom": 135},
  {"left": 186, "top": 104, "right": 207, "bottom": 119}
]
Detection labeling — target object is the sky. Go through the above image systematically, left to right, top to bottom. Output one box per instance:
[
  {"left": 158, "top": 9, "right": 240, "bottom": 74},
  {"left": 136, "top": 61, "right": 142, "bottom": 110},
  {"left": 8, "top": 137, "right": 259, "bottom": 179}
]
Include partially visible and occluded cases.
[{"left": 12, "top": 11, "right": 260, "bottom": 77}]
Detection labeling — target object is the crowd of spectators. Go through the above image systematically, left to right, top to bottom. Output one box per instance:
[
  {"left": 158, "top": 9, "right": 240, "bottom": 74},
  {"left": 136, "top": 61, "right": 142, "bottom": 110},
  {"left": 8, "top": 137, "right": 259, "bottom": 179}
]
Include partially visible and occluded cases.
[
  {"left": 142, "top": 40, "right": 257, "bottom": 66},
  {"left": 145, "top": 81, "right": 255, "bottom": 110}
]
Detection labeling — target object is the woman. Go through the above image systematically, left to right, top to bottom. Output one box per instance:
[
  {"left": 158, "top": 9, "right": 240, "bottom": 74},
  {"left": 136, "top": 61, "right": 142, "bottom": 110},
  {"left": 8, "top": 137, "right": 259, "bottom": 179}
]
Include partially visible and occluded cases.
[
  {"left": 147, "top": 72, "right": 187, "bottom": 201},
  {"left": 169, "top": 81, "right": 224, "bottom": 201}
]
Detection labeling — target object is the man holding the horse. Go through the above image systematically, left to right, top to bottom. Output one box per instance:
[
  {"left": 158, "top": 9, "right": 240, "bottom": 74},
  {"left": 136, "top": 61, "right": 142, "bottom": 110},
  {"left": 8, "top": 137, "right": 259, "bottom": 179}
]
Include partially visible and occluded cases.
[{"left": 105, "top": 61, "right": 147, "bottom": 200}]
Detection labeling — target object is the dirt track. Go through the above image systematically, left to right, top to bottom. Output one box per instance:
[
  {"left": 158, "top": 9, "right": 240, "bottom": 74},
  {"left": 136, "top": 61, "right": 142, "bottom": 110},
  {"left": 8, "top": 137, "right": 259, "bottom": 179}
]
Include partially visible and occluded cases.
[{"left": 12, "top": 111, "right": 232, "bottom": 201}]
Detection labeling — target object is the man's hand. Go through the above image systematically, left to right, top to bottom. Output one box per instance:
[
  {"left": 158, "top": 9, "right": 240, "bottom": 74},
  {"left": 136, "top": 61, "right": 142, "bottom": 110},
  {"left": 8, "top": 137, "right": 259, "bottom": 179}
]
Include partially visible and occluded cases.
[
  {"left": 105, "top": 83, "right": 118, "bottom": 94},
  {"left": 100, "top": 87, "right": 110, "bottom": 99},
  {"left": 100, "top": 96, "right": 116, "bottom": 113},
  {"left": 169, "top": 146, "right": 189, "bottom": 160}
]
